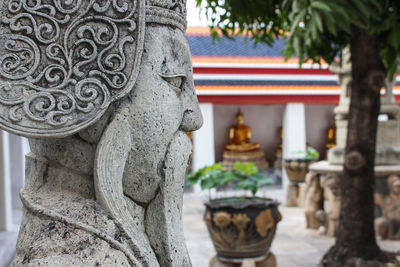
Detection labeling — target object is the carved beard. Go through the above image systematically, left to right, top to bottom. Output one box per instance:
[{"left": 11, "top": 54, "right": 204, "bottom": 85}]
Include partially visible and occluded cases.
[{"left": 145, "top": 130, "right": 193, "bottom": 266}]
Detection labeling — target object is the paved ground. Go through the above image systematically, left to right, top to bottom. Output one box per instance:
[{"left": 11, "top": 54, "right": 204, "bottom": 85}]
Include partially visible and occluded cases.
[
  {"left": 1, "top": 188, "right": 399, "bottom": 267},
  {"left": 183, "top": 189, "right": 400, "bottom": 267},
  {"left": 0, "top": 210, "right": 22, "bottom": 267},
  {"left": 0, "top": 230, "right": 17, "bottom": 267}
]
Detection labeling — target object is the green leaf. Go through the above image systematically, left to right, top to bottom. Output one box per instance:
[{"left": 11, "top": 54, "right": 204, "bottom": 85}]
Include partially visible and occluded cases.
[
  {"left": 196, "top": 0, "right": 202, "bottom": 8},
  {"left": 292, "top": 0, "right": 302, "bottom": 13},
  {"left": 351, "top": 0, "right": 371, "bottom": 18},
  {"left": 310, "top": 1, "right": 331, "bottom": 12},
  {"left": 290, "top": 9, "right": 307, "bottom": 37},
  {"left": 311, "top": 11, "right": 323, "bottom": 33},
  {"left": 322, "top": 11, "right": 337, "bottom": 36},
  {"left": 310, "top": 19, "right": 318, "bottom": 40},
  {"left": 388, "top": 26, "right": 400, "bottom": 49},
  {"left": 210, "top": 29, "right": 220, "bottom": 41},
  {"left": 293, "top": 35, "right": 301, "bottom": 59},
  {"left": 382, "top": 47, "right": 398, "bottom": 81},
  {"left": 306, "top": 146, "right": 320, "bottom": 159},
  {"left": 187, "top": 162, "right": 223, "bottom": 188},
  {"left": 233, "top": 162, "right": 258, "bottom": 175},
  {"left": 217, "top": 171, "right": 235, "bottom": 185},
  {"left": 249, "top": 172, "right": 274, "bottom": 186},
  {"left": 251, "top": 172, "right": 269, "bottom": 181},
  {"left": 187, "top": 173, "right": 202, "bottom": 187},
  {"left": 201, "top": 177, "right": 216, "bottom": 190},
  {"left": 258, "top": 178, "right": 274, "bottom": 186},
  {"left": 234, "top": 179, "right": 255, "bottom": 189},
  {"left": 234, "top": 180, "right": 258, "bottom": 196},
  {"left": 251, "top": 187, "right": 257, "bottom": 196}
]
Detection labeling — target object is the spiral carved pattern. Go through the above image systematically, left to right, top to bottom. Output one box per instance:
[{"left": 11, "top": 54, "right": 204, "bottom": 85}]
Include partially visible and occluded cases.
[{"left": 0, "top": 0, "right": 144, "bottom": 137}]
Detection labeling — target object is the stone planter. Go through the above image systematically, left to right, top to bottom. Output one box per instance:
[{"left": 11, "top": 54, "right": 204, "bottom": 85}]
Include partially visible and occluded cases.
[
  {"left": 283, "top": 159, "right": 316, "bottom": 183},
  {"left": 203, "top": 197, "right": 281, "bottom": 260}
]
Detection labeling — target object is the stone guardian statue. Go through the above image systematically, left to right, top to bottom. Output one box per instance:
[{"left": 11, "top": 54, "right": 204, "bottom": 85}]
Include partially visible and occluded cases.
[
  {"left": 0, "top": 0, "right": 202, "bottom": 266},
  {"left": 304, "top": 171, "right": 323, "bottom": 229},
  {"left": 375, "top": 175, "right": 400, "bottom": 240}
]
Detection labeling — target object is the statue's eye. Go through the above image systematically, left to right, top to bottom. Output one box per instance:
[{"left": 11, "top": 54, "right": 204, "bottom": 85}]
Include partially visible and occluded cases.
[
  {"left": 160, "top": 74, "right": 186, "bottom": 94},
  {"left": 163, "top": 76, "right": 183, "bottom": 88}
]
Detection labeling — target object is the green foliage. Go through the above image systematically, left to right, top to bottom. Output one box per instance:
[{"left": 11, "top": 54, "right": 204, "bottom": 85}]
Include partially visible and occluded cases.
[
  {"left": 197, "top": 0, "right": 400, "bottom": 78},
  {"left": 289, "top": 146, "right": 320, "bottom": 160},
  {"left": 305, "top": 146, "right": 320, "bottom": 160},
  {"left": 187, "top": 162, "right": 273, "bottom": 196}
]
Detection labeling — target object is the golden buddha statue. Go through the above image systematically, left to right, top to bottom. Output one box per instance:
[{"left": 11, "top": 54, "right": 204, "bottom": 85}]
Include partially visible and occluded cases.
[
  {"left": 222, "top": 110, "right": 268, "bottom": 170},
  {"left": 225, "top": 110, "right": 260, "bottom": 151},
  {"left": 325, "top": 122, "right": 336, "bottom": 159},
  {"left": 186, "top": 131, "right": 193, "bottom": 140}
]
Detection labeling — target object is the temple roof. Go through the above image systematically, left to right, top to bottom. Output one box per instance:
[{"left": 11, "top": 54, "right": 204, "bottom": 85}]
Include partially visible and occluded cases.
[
  {"left": 186, "top": 27, "right": 400, "bottom": 104},
  {"left": 187, "top": 34, "right": 285, "bottom": 57}
]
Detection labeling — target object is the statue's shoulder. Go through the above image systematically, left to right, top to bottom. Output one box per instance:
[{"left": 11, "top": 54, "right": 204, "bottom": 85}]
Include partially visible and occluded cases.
[
  {"left": 14, "top": 164, "right": 137, "bottom": 267},
  {"left": 14, "top": 196, "right": 134, "bottom": 266},
  {"left": 13, "top": 218, "right": 131, "bottom": 266}
]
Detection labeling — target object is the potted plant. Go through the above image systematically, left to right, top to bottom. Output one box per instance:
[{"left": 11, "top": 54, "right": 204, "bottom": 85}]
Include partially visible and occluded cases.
[
  {"left": 283, "top": 146, "right": 320, "bottom": 183},
  {"left": 188, "top": 162, "right": 281, "bottom": 261}
]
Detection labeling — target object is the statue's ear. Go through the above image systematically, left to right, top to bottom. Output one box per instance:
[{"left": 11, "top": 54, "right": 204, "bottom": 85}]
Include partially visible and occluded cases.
[{"left": 0, "top": 0, "right": 145, "bottom": 138}]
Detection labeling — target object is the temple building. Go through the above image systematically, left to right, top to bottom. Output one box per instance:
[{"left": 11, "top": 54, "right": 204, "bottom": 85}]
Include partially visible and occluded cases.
[
  {"left": 1, "top": 26, "right": 400, "bottom": 235},
  {"left": 186, "top": 27, "right": 400, "bottom": 178}
]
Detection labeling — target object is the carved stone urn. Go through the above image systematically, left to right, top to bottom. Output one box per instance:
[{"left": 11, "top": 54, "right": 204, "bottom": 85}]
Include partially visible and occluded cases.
[
  {"left": 283, "top": 159, "right": 316, "bottom": 183},
  {"left": 203, "top": 197, "right": 281, "bottom": 261}
]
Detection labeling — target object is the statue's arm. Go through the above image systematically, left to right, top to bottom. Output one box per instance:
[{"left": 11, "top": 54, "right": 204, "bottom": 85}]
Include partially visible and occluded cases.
[{"left": 229, "top": 127, "right": 234, "bottom": 141}]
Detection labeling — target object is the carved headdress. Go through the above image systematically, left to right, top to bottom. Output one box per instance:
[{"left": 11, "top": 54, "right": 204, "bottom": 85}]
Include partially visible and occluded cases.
[
  {"left": 0, "top": 0, "right": 186, "bottom": 138},
  {"left": 146, "top": 0, "right": 187, "bottom": 31}
]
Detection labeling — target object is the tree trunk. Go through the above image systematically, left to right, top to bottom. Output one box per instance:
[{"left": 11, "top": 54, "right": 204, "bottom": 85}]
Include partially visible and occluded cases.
[{"left": 322, "top": 27, "right": 396, "bottom": 266}]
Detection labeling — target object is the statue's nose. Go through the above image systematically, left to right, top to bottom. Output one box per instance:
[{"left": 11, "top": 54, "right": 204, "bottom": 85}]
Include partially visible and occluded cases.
[{"left": 180, "top": 81, "right": 203, "bottom": 132}]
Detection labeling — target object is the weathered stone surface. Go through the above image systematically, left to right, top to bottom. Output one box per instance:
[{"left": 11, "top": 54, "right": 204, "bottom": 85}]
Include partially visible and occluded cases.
[
  {"left": 0, "top": 0, "right": 203, "bottom": 266},
  {"left": 0, "top": 0, "right": 145, "bottom": 138},
  {"left": 304, "top": 172, "right": 323, "bottom": 230},
  {"left": 317, "top": 174, "right": 341, "bottom": 237},
  {"left": 375, "top": 175, "right": 400, "bottom": 240},
  {"left": 285, "top": 183, "right": 299, "bottom": 207},
  {"left": 209, "top": 252, "right": 277, "bottom": 267}
]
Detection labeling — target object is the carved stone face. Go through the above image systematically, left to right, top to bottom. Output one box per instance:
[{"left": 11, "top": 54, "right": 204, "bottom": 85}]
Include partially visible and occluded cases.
[{"left": 122, "top": 25, "right": 202, "bottom": 203}]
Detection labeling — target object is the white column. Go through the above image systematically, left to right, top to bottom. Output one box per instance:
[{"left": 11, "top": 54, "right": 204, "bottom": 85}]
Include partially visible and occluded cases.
[
  {"left": 192, "top": 103, "right": 215, "bottom": 193},
  {"left": 192, "top": 103, "right": 215, "bottom": 170},
  {"left": 282, "top": 103, "right": 306, "bottom": 186},
  {"left": 0, "top": 130, "right": 12, "bottom": 231},
  {"left": 10, "top": 134, "right": 29, "bottom": 210}
]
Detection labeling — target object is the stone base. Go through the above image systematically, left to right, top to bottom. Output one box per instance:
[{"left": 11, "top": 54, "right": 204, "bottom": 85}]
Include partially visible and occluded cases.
[
  {"left": 328, "top": 146, "right": 400, "bottom": 165},
  {"left": 310, "top": 160, "right": 400, "bottom": 177},
  {"left": 309, "top": 161, "right": 400, "bottom": 238},
  {"left": 286, "top": 183, "right": 299, "bottom": 207},
  {"left": 297, "top": 183, "right": 307, "bottom": 208},
  {"left": 209, "top": 252, "right": 277, "bottom": 267}
]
